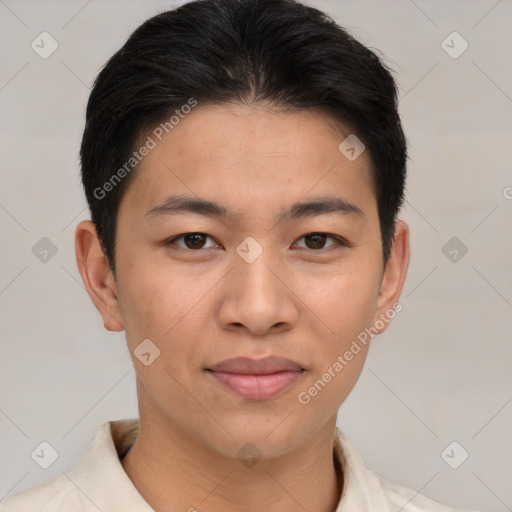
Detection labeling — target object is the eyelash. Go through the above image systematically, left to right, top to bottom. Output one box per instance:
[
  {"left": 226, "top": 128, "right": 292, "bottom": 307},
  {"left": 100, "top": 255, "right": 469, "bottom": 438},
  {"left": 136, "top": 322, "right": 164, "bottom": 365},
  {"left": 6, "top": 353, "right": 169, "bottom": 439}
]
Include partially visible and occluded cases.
[{"left": 164, "top": 232, "right": 348, "bottom": 252}]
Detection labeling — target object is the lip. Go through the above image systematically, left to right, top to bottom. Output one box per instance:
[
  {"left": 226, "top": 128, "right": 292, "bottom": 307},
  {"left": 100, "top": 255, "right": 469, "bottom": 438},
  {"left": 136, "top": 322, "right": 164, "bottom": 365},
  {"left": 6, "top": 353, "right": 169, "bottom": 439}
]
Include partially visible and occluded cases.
[{"left": 205, "top": 356, "right": 305, "bottom": 401}]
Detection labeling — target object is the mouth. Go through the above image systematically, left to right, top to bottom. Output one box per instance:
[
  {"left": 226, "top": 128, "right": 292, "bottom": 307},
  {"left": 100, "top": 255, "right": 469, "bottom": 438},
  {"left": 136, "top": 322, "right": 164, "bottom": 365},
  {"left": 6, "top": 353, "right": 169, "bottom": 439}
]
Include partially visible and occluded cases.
[{"left": 204, "top": 356, "right": 305, "bottom": 401}]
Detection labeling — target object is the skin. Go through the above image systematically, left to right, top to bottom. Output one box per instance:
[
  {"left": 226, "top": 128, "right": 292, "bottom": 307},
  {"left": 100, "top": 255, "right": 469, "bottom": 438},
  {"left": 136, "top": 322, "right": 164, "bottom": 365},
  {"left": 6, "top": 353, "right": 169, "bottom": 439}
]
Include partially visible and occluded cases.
[{"left": 75, "top": 103, "right": 409, "bottom": 512}]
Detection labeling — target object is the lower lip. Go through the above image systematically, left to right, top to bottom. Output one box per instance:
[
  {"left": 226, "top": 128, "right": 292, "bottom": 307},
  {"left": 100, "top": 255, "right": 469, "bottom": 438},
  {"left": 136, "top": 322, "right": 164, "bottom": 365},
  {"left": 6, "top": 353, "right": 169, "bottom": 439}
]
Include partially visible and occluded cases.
[{"left": 207, "top": 370, "right": 304, "bottom": 400}]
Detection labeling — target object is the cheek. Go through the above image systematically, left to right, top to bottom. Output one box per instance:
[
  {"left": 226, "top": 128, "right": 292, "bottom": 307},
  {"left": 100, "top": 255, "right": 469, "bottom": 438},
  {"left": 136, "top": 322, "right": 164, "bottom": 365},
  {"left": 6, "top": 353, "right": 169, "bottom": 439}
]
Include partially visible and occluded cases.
[
  {"left": 117, "top": 260, "right": 203, "bottom": 350},
  {"left": 293, "top": 262, "right": 378, "bottom": 405},
  {"left": 299, "top": 263, "right": 379, "bottom": 341},
  {"left": 119, "top": 269, "right": 208, "bottom": 408},
  {"left": 294, "top": 271, "right": 376, "bottom": 413},
  {"left": 295, "top": 350, "right": 369, "bottom": 426}
]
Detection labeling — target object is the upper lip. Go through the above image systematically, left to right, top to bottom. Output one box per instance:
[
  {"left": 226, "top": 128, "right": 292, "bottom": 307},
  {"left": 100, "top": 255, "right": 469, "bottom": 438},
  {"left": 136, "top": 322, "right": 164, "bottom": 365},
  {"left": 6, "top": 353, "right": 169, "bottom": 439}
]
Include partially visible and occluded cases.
[{"left": 206, "top": 356, "right": 304, "bottom": 375}]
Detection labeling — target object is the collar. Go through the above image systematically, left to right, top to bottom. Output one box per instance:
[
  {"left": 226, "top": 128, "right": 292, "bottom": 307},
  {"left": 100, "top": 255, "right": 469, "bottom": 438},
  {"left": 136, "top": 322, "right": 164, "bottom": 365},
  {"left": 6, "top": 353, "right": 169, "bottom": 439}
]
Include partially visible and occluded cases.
[
  {"left": 68, "top": 419, "right": 390, "bottom": 512},
  {"left": 333, "top": 426, "right": 391, "bottom": 511}
]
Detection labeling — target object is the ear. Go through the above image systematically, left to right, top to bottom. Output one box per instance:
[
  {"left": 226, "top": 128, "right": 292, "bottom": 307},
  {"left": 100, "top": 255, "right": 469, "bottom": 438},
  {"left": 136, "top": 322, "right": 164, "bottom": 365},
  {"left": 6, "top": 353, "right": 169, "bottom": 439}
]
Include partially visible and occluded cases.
[
  {"left": 75, "top": 220, "right": 124, "bottom": 332},
  {"left": 373, "top": 220, "right": 410, "bottom": 333}
]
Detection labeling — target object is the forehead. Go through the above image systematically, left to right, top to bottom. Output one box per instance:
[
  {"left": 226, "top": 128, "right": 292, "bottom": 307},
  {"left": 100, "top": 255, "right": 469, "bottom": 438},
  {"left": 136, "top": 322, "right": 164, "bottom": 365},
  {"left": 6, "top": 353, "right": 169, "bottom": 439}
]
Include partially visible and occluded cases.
[
  {"left": 119, "top": 103, "right": 376, "bottom": 222},
  {"left": 154, "top": 103, "right": 361, "bottom": 162}
]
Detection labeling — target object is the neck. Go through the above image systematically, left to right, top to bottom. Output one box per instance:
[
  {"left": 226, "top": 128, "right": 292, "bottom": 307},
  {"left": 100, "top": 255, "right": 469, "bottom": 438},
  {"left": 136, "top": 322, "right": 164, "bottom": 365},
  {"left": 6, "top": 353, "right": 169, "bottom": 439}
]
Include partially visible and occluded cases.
[{"left": 120, "top": 414, "right": 343, "bottom": 512}]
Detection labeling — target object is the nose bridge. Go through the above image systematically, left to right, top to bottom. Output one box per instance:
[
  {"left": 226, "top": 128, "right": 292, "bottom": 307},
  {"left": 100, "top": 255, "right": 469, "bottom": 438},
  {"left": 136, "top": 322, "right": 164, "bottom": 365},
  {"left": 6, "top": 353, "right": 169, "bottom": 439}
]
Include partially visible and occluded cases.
[
  {"left": 218, "top": 235, "right": 297, "bottom": 334},
  {"left": 234, "top": 236, "right": 282, "bottom": 303}
]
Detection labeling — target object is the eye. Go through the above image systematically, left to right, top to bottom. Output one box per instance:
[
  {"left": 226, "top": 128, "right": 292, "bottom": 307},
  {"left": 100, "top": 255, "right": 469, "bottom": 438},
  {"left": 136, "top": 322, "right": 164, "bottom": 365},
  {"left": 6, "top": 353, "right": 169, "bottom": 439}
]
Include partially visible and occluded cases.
[
  {"left": 165, "top": 232, "right": 347, "bottom": 252},
  {"left": 166, "top": 232, "right": 218, "bottom": 250},
  {"left": 293, "top": 232, "right": 345, "bottom": 251}
]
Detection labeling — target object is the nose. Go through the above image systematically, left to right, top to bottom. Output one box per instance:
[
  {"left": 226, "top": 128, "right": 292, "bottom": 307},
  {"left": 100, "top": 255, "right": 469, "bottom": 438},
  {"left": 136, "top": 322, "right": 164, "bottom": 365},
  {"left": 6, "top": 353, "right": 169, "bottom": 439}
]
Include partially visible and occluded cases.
[{"left": 217, "top": 246, "right": 299, "bottom": 337}]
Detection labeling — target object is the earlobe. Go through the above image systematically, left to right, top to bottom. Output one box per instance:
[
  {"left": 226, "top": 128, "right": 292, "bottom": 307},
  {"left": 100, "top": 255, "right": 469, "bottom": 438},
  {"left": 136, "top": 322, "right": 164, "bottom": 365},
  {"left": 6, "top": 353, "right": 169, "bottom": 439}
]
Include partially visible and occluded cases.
[
  {"left": 75, "top": 220, "right": 124, "bottom": 332},
  {"left": 373, "top": 220, "right": 410, "bottom": 333}
]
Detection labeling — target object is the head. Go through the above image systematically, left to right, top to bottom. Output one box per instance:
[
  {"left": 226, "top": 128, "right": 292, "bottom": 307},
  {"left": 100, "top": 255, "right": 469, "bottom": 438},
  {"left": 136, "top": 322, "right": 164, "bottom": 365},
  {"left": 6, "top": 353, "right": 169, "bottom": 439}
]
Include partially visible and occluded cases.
[{"left": 76, "top": 0, "right": 409, "bottom": 461}]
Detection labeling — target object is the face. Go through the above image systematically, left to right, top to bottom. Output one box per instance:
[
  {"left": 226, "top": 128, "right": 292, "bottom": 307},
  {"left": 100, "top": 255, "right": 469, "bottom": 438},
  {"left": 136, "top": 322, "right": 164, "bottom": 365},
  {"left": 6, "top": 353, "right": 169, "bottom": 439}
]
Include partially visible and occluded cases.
[{"left": 77, "top": 103, "right": 409, "bottom": 460}]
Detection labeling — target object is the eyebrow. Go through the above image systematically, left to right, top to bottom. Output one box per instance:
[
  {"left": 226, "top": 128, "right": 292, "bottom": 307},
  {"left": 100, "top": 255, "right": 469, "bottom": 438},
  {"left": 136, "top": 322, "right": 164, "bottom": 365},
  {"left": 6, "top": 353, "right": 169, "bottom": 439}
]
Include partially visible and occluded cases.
[{"left": 145, "top": 194, "right": 365, "bottom": 222}]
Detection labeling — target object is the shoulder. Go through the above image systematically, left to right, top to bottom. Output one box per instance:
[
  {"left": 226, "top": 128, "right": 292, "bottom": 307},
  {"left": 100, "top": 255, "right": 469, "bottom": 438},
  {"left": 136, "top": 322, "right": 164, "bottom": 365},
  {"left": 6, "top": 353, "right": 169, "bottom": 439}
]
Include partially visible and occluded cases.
[
  {"left": 0, "top": 418, "right": 140, "bottom": 512},
  {"left": 334, "top": 428, "right": 481, "bottom": 512},
  {"left": 0, "top": 473, "right": 83, "bottom": 512},
  {"left": 376, "top": 473, "right": 482, "bottom": 512}
]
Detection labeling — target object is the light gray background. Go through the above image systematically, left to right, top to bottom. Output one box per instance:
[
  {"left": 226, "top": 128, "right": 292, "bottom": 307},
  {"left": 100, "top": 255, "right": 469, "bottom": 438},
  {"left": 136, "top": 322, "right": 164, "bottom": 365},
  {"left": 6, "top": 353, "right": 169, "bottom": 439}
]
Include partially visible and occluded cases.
[{"left": 1, "top": 0, "right": 511, "bottom": 510}]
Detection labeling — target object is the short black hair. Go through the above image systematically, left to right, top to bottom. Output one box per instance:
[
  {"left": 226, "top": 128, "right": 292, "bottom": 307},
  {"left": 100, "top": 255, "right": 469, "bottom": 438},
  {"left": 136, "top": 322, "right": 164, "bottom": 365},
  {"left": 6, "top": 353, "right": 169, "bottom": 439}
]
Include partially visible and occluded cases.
[{"left": 80, "top": 0, "right": 407, "bottom": 277}]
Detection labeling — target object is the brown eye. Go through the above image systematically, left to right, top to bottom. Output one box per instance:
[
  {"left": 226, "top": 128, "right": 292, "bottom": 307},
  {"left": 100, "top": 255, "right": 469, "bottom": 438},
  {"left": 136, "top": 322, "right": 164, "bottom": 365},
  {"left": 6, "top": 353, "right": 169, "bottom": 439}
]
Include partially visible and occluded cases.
[
  {"left": 166, "top": 233, "right": 216, "bottom": 250},
  {"left": 183, "top": 233, "right": 207, "bottom": 249},
  {"left": 294, "top": 233, "right": 344, "bottom": 251},
  {"left": 305, "top": 233, "right": 328, "bottom": 249}
]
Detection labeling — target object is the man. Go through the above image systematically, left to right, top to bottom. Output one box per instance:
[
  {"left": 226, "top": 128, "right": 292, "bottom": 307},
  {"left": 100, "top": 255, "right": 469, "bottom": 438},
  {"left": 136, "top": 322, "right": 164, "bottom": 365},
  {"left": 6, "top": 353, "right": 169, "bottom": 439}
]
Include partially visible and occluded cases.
[{"left": 1, "top": 0, "right": 480, "bottom": 510}]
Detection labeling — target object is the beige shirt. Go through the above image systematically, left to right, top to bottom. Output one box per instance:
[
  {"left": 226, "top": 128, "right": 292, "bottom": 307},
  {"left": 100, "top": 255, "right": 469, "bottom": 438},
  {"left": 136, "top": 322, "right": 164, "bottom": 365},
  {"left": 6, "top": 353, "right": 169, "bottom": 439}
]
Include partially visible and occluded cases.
[{"left": 1, "top": 418, "right": 478, "bottom": 512}]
